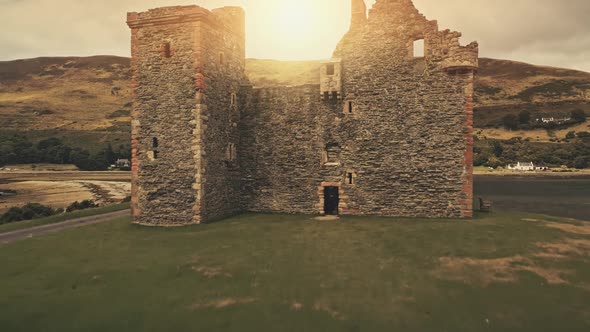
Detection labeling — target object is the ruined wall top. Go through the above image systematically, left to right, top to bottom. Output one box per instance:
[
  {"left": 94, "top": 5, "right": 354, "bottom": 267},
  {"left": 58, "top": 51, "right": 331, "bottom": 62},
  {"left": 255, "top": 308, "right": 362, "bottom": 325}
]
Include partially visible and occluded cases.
[{"left": 338, "top": 0, "right": 478, "bottom": 72}]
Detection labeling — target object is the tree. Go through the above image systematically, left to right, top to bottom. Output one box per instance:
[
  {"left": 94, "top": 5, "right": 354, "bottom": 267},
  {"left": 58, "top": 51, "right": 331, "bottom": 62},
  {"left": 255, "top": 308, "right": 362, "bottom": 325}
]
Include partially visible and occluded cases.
[
  {"left": 571, "top": 109, "right": 587, "bottom": 123},
  {"left": 518, "top": 110, "right": 531, "bottom": 124},
  {"left": 502, "top": 114, "right": 519, "bottom": 130},
  {"left": 566, "top": 131, "right": 576, "bottom": 140},
  {"left": 37, "top": 137, "right": 62, "bottom": 150},
  {"left": 490, "top": 140, "right": 504, "bottom": 157},
  {"left": 105, "top": 143, "right": 116, "bottom": 165},
  {"left": 485, "top": 156, "right": 504, "bottom": 168},
  {"left": 573, "top": 157, "right": 589, "bottom": 169}
]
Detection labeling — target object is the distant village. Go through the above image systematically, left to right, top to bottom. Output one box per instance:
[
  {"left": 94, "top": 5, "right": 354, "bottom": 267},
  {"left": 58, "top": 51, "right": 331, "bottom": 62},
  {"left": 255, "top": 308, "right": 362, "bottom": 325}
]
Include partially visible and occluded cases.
[
  {"left": 535, "top": 117, "right": 572, "bottom": 124},
  {"left": 506, "top": 162, "right": 549, "bottom": 172}
]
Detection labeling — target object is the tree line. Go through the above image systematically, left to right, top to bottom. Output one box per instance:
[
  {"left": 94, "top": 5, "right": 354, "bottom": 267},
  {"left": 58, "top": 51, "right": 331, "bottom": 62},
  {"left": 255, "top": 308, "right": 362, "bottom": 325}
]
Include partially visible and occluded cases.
[
  {"left": 502, "top": 109, "right": 587, "bottom": 131},
  {"left": 0, "top": 135, "right": 131, "bottom": 171},
  {"left": 474, "top": 137, "right": 590, "bottom": 169}
]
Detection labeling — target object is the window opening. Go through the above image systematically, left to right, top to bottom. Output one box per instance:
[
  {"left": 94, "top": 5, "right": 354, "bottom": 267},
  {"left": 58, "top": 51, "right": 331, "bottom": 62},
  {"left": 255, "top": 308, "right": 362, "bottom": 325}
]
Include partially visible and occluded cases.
[
  {"left": 413, "top": 39, "right": 425, "bottom": 58},
  {"left": 163, "top": 42, "right": 171, "bottom": 58},
  {"left": 326, "top": 64, "right": 335, "bottom": 75},
  {"left": 230, "top": 93, "right": 237, "bottom": 106},
  {"left": 226, "top": 143, "right": 237, "bottom": 162},
  {"left": 347, "top": 173, "right": 354, "bottom": 185}
]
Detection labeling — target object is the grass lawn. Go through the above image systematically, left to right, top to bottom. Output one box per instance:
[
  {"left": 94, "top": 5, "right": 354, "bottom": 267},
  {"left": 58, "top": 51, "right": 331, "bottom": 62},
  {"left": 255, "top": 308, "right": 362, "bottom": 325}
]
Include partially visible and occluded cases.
[
  {"left": 0, "top": 202, "right": 130, "bottom": 234},
  {"left": 0, "top": 211, "right": 589, "bottom": 331}
]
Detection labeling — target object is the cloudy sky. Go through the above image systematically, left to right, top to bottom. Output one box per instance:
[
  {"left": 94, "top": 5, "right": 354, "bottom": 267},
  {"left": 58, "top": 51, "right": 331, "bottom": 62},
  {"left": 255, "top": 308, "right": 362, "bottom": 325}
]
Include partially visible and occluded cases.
[{"left": 1, "top": 0, "right": 589, "bottom": 72}]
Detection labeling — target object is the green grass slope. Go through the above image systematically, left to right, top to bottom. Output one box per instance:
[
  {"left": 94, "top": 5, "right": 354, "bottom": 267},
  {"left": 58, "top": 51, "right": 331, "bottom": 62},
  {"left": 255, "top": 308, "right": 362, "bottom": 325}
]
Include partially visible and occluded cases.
[{"left": 0, "top": 212, "right": 589, "bottom": 331}]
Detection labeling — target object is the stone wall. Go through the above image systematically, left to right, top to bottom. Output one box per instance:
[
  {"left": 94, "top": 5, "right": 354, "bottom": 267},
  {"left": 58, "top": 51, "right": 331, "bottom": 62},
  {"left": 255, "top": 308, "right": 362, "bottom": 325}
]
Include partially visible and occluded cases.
[
  {"left": 240, "top": 0, "right": 477, "bottom": 218},
  {"left": 332, "top": 0, "right": 477, "bottom": 217},
  {"left": 198, "top": 7, "right": 248, "bottom": 222},
  {"left": 239, "top": 85, "right": 344, "bottom": 214}
]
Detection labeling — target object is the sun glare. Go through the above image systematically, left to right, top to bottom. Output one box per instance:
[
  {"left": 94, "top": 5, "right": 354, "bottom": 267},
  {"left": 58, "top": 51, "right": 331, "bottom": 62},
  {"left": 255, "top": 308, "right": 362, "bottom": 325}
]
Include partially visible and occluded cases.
[
  {"left": 247, "top": 0, "right": 350, "bottom": 60},
  {"left": 272, "top": 0, "right": 316, "bottom": 44}
]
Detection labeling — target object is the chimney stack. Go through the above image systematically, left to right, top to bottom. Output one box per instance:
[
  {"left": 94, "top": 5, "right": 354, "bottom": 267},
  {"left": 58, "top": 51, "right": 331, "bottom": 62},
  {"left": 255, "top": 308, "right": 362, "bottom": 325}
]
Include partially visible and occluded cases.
[{"left": 351, "top": 0, "right": 367, "bottom": 30}]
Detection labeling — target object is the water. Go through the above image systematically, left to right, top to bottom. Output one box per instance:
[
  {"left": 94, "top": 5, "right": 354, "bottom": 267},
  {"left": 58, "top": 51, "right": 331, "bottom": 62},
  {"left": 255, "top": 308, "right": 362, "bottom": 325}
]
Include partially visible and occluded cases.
[{"left": 474, "top": 175, "right": 590, "bottom": 220}]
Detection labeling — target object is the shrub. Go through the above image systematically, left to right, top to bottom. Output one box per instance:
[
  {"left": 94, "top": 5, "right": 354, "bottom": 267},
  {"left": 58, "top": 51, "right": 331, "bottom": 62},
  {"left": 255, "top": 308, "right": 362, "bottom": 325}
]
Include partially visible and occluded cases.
[
  {"left": 571, "top": 109, "right": 587, "bottom": 123},
  {"left": 518, "top": 110, "right": 531, "bottom": 124},
  {"left": 502, "top": 114, "right": 519, "bottom": 130},
  {"left": 566, "top": 131, "right": 576, "bottom": 140},
  {"left": 573, "top": 157, "right": 589, "bottom": 169},
  {"left": 66, "top": 200, "right": 98, "bottom": 213},
  {"left": 0, "top": 203, "right": 57, "bottom": 224}
]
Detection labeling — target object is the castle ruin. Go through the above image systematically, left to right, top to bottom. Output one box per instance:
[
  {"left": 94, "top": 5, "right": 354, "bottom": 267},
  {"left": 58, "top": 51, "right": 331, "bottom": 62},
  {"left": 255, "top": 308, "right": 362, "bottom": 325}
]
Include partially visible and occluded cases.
[{"left": 126, "top": 0, "right": 479, "bottom": 226}]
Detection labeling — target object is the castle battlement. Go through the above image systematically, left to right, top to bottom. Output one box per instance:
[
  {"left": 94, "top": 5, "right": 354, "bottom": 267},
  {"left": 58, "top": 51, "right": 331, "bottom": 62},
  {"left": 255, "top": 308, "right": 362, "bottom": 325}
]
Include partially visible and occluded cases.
[
  {"left": 127, "top": 0, "right": 478, "bottom": 226},
  {"left": 127, "top": 6, "right": 244, "bottom": 37}
]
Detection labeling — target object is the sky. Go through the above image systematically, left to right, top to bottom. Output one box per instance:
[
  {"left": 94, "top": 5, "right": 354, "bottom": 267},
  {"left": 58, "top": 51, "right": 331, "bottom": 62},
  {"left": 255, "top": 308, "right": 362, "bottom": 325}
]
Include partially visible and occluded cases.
[{"left": 1, "top": 0, "right": 589, "bottom": 72}]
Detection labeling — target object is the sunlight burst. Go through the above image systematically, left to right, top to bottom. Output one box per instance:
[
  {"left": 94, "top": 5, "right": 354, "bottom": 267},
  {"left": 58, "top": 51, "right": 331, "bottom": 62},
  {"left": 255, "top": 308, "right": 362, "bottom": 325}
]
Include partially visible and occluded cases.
[{"left": 272, "top": 0, "right": 315, "bottom": 43}]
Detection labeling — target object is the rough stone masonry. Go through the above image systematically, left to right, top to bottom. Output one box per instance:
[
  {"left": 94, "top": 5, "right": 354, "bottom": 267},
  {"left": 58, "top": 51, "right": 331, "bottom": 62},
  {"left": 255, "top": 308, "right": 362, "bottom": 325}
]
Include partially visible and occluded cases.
[{"left": 126, "top": 0, "right": 479, "bottom": 226}]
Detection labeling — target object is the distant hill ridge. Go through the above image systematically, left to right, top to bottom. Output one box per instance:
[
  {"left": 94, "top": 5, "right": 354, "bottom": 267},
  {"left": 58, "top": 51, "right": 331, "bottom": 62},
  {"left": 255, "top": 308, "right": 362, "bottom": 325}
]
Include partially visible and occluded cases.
[{"left": 1, "top": 55, "right": 589, "bottom": 142}]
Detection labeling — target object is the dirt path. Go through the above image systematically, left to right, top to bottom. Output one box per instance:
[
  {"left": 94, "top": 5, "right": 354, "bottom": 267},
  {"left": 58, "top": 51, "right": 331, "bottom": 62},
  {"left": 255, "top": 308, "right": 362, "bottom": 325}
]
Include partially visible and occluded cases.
[{"left": 0, "top": 210, "right": 130, "bottom": 245}]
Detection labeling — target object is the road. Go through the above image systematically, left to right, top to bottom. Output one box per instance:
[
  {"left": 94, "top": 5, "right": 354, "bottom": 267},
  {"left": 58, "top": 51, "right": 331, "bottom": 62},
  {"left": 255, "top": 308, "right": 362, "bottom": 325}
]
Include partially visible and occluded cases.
[{"left": 0, "top": 209, "right": 130, "bottom": 245}]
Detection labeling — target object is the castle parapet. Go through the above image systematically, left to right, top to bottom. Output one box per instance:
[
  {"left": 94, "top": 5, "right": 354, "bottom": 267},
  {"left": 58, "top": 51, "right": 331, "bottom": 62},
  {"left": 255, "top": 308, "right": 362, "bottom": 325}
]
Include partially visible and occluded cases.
[
  {"left": 127, "top": 5, "right": 244, "bottom": 39},
  {"left": 441, "top": 42, "right": 479, "bottom": 72}
]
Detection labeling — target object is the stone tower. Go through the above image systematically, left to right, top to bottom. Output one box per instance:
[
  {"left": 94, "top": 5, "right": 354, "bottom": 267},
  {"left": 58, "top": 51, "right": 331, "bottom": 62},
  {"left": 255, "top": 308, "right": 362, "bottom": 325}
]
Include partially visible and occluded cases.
[
  {"left": 127, "top": 0, "right": 478, "bottom": 226},
  {"left": 127, "top": 6, "right": 247, "bottom": 226}
]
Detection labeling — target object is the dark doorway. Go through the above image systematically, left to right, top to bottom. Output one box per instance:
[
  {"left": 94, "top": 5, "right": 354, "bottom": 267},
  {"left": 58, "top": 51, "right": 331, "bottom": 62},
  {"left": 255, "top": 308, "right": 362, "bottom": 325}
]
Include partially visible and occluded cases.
[{"left": 324, "top": 186, "right": 339, "bottom": 215}]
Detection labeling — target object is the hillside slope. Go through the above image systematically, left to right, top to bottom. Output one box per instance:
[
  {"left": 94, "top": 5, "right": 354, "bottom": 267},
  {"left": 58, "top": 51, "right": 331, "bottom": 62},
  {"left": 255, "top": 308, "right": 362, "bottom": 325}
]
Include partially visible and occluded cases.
[
  {"left": 0, "top": 56, "right": 132, "bottom": 150},
  {"left": 1, "top": 56, "right": 589, "bottom": 144}
]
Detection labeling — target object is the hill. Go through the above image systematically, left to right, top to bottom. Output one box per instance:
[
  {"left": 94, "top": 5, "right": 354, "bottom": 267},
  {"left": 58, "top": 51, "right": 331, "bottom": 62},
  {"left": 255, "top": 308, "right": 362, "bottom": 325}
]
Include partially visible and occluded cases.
[
  {"left": 1, "top": 55, "right": 589, "bottom": 151},
  {"left": 0, "top": 56, "right": 132, "bottom": 151}
]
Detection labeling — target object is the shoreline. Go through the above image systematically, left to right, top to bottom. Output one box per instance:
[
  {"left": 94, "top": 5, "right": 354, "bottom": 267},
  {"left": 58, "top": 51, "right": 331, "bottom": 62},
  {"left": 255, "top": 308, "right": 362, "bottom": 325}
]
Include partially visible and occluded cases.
[{"left": 474, "top": 171, "right": 590, "bottom": 179}]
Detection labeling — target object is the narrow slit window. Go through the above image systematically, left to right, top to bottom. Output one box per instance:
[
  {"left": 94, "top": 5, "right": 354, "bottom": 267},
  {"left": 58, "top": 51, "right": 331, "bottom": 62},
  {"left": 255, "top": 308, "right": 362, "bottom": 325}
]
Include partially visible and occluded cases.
[
  {"left": 413, "top": 39, "right": 425, "bottom": 58},
  {"left": 163, "top": 42, "right": 171, "bottom": 58},
  {"left": 219, "top": 52, "right": 225, "bottom": 66},
  {"left": 326, "top": 64, "right": 335, "bottom": 75},
  {"left": 332, "top": 91, "right": 338, "bottom": 100},
  {"left": 230, "top": 93, "right": 237, "bottom": 106},
  {"left": 348, "top": 101, "right": 353, "bottom": 113},
  {"left": 152, "top": 137, "right": 159, "bottom": 148},
  {"left": 226, "top": 143, "right": 237, "bottom": 162},
  {"left": 153, "top": 151, "right": 159, "bottom": 160},
  {"left": 347, "top": 173, "right": 354, "bottom": 185}
]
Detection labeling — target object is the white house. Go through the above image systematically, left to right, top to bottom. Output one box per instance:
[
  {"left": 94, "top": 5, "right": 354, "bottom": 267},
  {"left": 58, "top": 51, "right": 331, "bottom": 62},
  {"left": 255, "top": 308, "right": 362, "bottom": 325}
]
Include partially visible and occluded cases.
[
  {"left": 537, "top": 117, "right": 572, "bottom": 124},
  {"left": 507, "top": 162, "right": 535, "bottom": 171}
]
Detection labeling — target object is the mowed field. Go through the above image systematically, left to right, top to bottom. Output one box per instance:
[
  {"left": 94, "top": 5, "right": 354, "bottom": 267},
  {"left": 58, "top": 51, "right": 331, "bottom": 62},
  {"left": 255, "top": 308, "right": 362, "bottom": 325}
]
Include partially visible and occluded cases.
[
  {"left": 0, "top": 168, "right": 130, "bottom": 213},
  {"left": 0, "top": 212, "right": 589, "bottom": 331}
]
